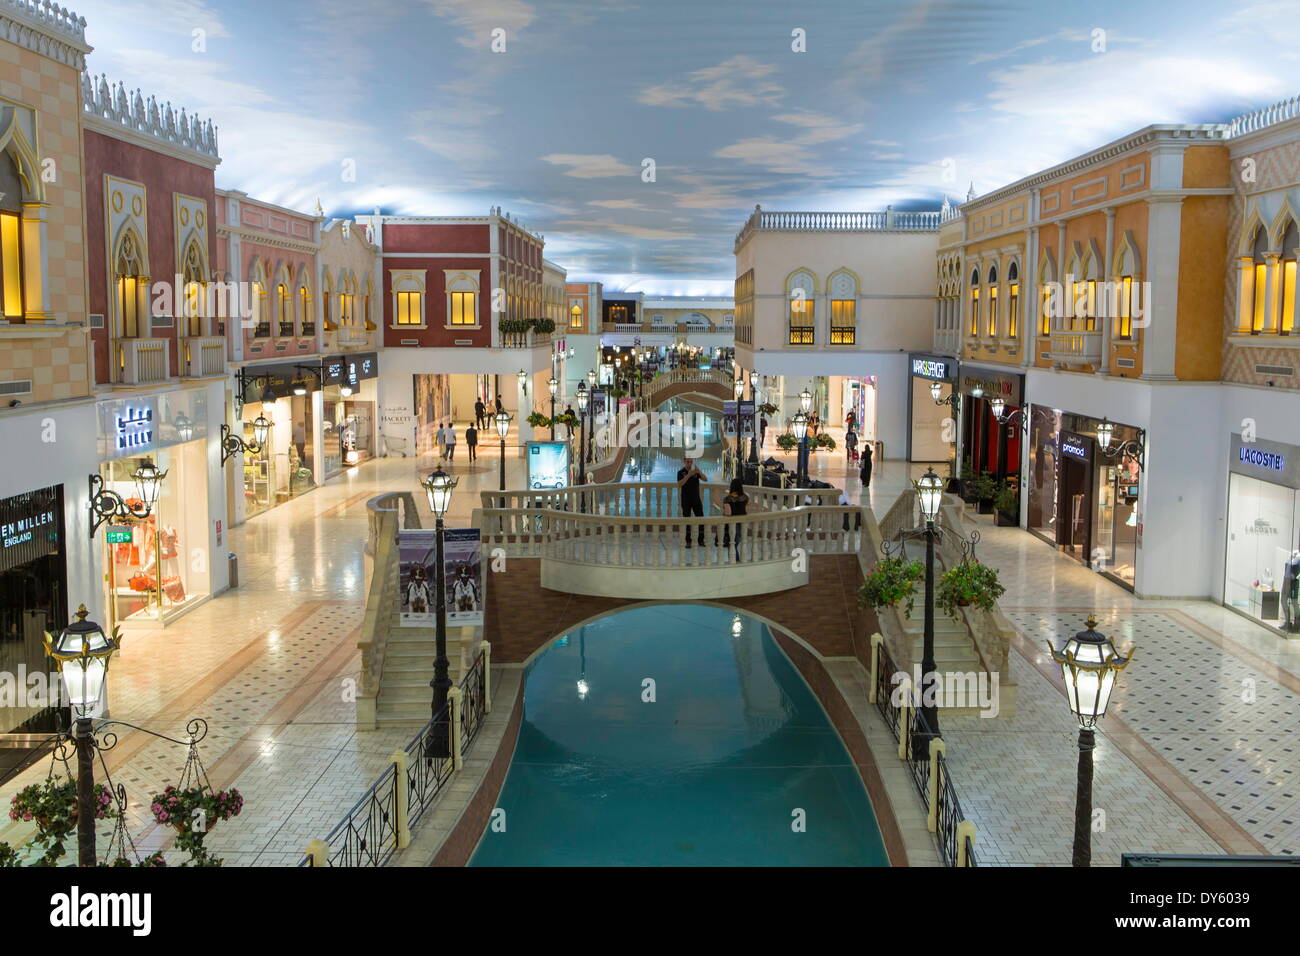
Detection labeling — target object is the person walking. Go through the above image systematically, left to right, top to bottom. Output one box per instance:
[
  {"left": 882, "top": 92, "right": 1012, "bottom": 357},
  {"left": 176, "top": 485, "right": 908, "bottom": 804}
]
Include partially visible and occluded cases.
[
  {"left": 494, "top": 395, "right": 503, "bottom": 416},
  {"left": 474, "top": 398, "right": 486, "bottom": 430},
  {"left": 563, "top": 404, "right": 575, "bottom": 440},
  {"left": 845, "top": 409, "right": 858, "bottom": 433},
  {"left": 759, "top": 414, "right": 768, "bottom": 451},
  {"left": 435, "top": 422, "right": 448, "bottom": 461},
  {"left": 445, "top": 422, "right": 457, "bottom": 461},
  {"left": 466, "top": 423, "right": 478, "bottom": 462},
  {"left": 845, "top": 427, "right": 858, "bottom": 464},
  {"left": 859, "top": 440, "right": 873, "bottom": 489},
  {"left": 677, "top": 456, "right": 705, "bottom": 548},
  {"left": 722, "top": 476, "right": 749, "bottom": 561}
]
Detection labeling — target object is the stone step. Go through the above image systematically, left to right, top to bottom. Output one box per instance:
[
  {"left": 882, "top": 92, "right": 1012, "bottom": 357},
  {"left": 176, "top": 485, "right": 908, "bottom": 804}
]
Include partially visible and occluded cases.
[
  {"left": 381, "top": 675, "right": 433, "bottom": 690},
  {"left": 377, "top": 698, "right": 431, "bottom": 717}
]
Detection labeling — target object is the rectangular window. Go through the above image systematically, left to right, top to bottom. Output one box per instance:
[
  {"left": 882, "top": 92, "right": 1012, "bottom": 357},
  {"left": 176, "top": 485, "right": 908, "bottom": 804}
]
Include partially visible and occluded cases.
[
  {"left": 0, "top": 212, "right": 23, "bottom": 319},
  {"left": 1282, "top": 260, "right": 1296, "bottom": 334},
  {"left": 1253, "top": 263, "right": 1267, "bottom": 332},
  {"left": 118, "top": 275, "right": 140, "bottom": 338},
  {"left": 1116, "top": 276, "right": 1133, "bottom": 339},
  {"left": 1085, "top": 279, "right": 1097, "bottom": 332},
  {"left": 185, "top": 282, "right": 204, "bottom": 336},
  {"left": 1008, "top": 283, "right": 1019, "bottom": 338},
  {"left": 278, "top": 286, "right": 294, "bottom": 336},
  {"left": 988, "top": 286, "right": 999, "bottom": 336},
  {"left": 1040, "top": 286, "right": 1051, "bottom": 336},
  {"left": 969, "top": 289, "right": 979, "bottom": 336},
  {"left": 395, "top": 291, "right": 423, "bottom": 326},
  {"left": 449, "top": 291, "right": 476, "bottom": 325},
  {"left": 788, "top": 299, "right": 814, "bottom": 345},
  {"left": 830, "top": 299, "right": 855, "bottom": 344}
]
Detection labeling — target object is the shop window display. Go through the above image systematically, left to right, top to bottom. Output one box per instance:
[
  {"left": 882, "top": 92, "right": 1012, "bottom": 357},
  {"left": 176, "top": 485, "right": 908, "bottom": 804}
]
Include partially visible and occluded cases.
[
  {"left": 241, "top": 395, "right": 315, "bottom": 518},
  {"left": 1027, "top": 407, "right": 1062, "bottom": 541},
  {"left": 102, "top": 444, "right": 209, "bottom": 627},
  {"left": 1225, "top": 473, "right": 1300, "bottom": 631}
]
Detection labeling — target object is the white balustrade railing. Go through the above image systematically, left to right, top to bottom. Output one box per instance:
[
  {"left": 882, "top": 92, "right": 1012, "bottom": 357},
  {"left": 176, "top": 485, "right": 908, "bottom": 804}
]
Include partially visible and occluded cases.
[
  {"left": 1228, "top": 95, "right": 1300, "bottom": 137},
  {"left": 736, "top": 206, "right": 941, "bottom": 248},
  {"left": 1048, "top": 329, "right": 1103, "bottom": 365},
  {"left": 181, "top": 335, "right": 225, "bottom": 377},
  {"left": 118, "top": 337, "right": 170, "bottom": 384},
  {"left": 478, "top": 481, "right": 842, "bottom": 520}
]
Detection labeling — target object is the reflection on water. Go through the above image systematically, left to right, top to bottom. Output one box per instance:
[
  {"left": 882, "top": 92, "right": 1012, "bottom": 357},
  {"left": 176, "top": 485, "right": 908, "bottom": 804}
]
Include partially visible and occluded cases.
[{"left": 618, "top": 399, "right": 725, "bottom": 483}]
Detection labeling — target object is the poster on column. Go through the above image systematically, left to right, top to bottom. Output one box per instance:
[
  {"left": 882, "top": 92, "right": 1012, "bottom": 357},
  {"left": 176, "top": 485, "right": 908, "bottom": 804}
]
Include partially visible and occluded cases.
[{"left": 397, "top": 529, "right": 484, "bottom": 626}]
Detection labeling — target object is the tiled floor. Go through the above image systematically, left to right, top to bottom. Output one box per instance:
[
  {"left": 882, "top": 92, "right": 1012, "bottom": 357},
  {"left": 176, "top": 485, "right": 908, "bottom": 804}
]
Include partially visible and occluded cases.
[{"left": 2, "top": 428, "right": 1295, "bottom": 865}]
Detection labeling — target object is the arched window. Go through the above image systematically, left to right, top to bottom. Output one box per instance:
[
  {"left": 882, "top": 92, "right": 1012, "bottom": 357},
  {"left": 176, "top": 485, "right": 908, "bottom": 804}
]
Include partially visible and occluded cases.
[
  {"left": 0, "top": 153, "right": 25, "bottom": 320},
  {"left": 1280, "top": 220, "right": 1298, "bottom": 335},
  {"left": 1251, "top": 226, "right": 1269, "bottom": 333},
  {"left": 114, "top": 231, "right": 147, "bottom": 339},
  {"left": 1112, "top": 236, "right": 1142, "bottom": 340},
  {"left": 180, "top": 240, "right": 206, "bottom": 337},
  {"left": 1038, "top": 250, "right": 1057, "bottom": 336},
  {"left": 249, "top": 261, "right": 269, "bottom": 337},
  {"left": 1007, "top": 261, "right": 1019, "bottom": 339},
  {"left": 987, "top": 263, "right": 999, "bottom": 337},
  {"left": 968, "top": 267, "right": 980, "bottom": 337},
  {"left": 828, "top": 270, "right": 857, "bottom": 345},
  {"left": 787, "top": 271, "right": 816, "bottom": 345},
  {"left": 277, "top": 281, "right": 293, "bottom": 337},
  {"left": 299, "top": 281, "right": 314, "bottom": 334},
  {"left": 570, "top": 302, "right": 583, "bottom": 329}
]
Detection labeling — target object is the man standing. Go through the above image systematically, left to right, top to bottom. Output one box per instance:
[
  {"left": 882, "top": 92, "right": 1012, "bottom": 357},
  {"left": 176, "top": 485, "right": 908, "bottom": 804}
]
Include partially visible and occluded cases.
[
  {"left": 474, "top": 397, "right": 486, "bottom": 430},
  {"left": 445, "top": 422, "right": 457, "bottom": 461},
  {"left": 466, "top": 422, "right": 478, "bottom": 462},
  {"left": 677, "top": 456, "right": 705, "bottom": 548}
]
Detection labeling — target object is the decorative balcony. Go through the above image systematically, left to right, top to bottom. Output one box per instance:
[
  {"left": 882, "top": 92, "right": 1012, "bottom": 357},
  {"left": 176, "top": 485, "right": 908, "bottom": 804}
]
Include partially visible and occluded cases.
[
  {"left": 336, "top": 325, "right": 369, "bottom": 349},
  {"left": 1048, "top": 329, "right": 1103, "bottom": 366},
  {"left": 180, "top": 335, "right": 225, "bottom": 377},
  {"left": 118, "top": 337, "right": 170, "bottom": 385}
]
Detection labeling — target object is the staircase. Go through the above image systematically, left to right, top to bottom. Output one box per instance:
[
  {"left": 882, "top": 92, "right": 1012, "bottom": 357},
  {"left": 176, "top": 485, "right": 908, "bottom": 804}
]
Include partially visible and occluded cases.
[{"left": 375, "top": 628, "right": 472, "bottom": 727}]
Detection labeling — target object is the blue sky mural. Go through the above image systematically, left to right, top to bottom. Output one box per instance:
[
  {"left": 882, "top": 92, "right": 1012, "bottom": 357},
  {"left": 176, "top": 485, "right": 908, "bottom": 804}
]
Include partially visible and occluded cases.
[{"left": 77, "top": 0, "right": 1300, "bottom": 293}]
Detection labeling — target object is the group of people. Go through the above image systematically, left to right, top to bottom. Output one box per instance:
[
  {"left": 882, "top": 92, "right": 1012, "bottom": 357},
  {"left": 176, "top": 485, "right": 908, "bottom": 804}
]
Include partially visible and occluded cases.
[
  {"left": 434, "top": 422, "right": 478, "bottom": 462},
  {"left": 677, "top": 457, "right": 749, "bottom": 560}
]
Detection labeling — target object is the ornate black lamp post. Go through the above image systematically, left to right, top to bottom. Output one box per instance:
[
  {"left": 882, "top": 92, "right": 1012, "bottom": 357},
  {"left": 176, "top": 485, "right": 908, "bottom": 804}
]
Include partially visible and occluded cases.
[
  {"left": 747, "top": 371, "right": 760, "bottom": 464},
  {"left": 547, "top": 376, "right": 558, "bottom": 439},
  {"left": 732, "top": 376, "right": 744, "bottom": 476},
  {"left": 576, "top": 383, "right": 589, "bottom": 486},
  {"left": 494, "top": 410, "right": 511, "bottom": 508},
  {"left": 791, "top": 411, "right": 809, "bottom": 486},
  {"left": 219, "top": 414, "right": 272, "bottom": 466},
  {"left": 87, "top": 460, "right": 167, "bottom": 538},
  {"left": 420, "top": 468, "right": 458, "bottom": 759},
  {"left": 913, "top": 468, "right": 945, "bottom": 752},
  {"left": 45, "top": 605, "right": 117, "bottom": 866},
  {"left": 1047, "top": 617, "right": 1133, "bottom": 866}
]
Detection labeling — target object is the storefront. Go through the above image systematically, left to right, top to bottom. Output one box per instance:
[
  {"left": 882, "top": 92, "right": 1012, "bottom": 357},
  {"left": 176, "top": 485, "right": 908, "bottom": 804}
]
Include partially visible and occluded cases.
[
  {"left": 322, "top": 352, "right": 379, "bottom": 478},
  {"left": 906, "top": 353, "right": 957, "bottom": 465},
  {"left": 236, "top": 363, "right": 319, "bottom": 520},
  {"left": 957, "top": 365, "right": 1025, "bottom": 521},
  {"left": 833, "top": 376, "right": 877, "bottom": 448},
  {"left": 96, "top": 390, "right": 218, "bottom": 629},
  {"left": 1026, "top": 407, "right": 1142, "bottom": 590},
  {"left": 1223, "top": 434, "right": 1300, "bottom": 634},
  {"left": 0, "top": 485, "right": 68, "bottom": 778}
]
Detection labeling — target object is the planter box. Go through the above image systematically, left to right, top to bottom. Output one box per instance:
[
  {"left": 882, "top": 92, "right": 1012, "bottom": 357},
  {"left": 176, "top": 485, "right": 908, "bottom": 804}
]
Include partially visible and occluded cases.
[
  {"left": 976, "top": 500, "right": 993, "bottom": 514},
  {"left": 995, "top": 510, "right": 1017, "bottom": 527}
]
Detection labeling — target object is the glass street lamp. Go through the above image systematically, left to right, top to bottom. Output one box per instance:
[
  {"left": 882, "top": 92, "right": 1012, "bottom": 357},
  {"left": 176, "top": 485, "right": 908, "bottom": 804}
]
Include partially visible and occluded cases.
[
  {"left": 587, "top": 368, "right": 597, "bottom": 387},
  {"left": 517, "top": 369, "right": 528, "bottom": 394},
  {"left": 749, "top": 371, "right": 758, "bottom": 388},
  {"left": 547, "top": 376, "right": 558, "bottom": 398},
  {"left": 734, "top": 378, "right": 744, "bottom": 398},
  {"left": 930, "top": 380, "right": 943, "bottom": 402},
  {"left": 576, "top": 382, "right": 589, "bottom": 414},
  {"left": 576, "top": 383, "right": 589, "bottom": 486},
  {"left": 970, "top": 383, "right": 984, "bottom": 399},
  {"left": 800, "top": 387, "right": 812, "bottom": 413},
  {"left": 990, "top": 396, "right": 1006, "bottom": 421},
  {"left": 494, "top": 410, "right": 512, "bottom": 501},
  {"left": 791, "top": 411, "right": 809, "bottom": 485},
  {"left": 174, "top": 414, "right": 194, "bottom": 443},
  {"left": 221, "top": 414, "right": 273, "bottom": 466},
  {"left": 252, "top": 414, "right": 272, "bottom": 447},
  {"left": 1096, "top": 418, "right": 1115, "bottom": 452},
  {"left": 88, "top": 459, "right": 168, "bottom": 538},
  {"left": 911, "top": 467, "right": 945, "bottom": 754},
  {"left": 418, "top": 468, "right": 458, "bottom": 760},
  {"left": 45, "top": 604, "right": 120, "bottom": 866},
  {"left": 1047, "top": 616, "right": 1134, "bottom": 866}
]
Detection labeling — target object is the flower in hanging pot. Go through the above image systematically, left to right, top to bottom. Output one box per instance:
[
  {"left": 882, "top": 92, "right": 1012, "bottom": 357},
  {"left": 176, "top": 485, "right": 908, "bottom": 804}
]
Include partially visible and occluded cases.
[
  {"left": 858, "top": 555, "right": 925, "bottom": 618},
  {"left": 935, "top": 558, "right": 1006, "bottom": 620}
]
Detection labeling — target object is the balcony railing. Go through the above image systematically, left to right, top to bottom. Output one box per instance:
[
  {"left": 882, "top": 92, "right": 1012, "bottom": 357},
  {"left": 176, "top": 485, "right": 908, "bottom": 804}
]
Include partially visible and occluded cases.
[
  {"left": 736, "top": 206, "right": 941, "bottom": 248},
  {"left": 278, "top": 321, "right": 296, "bottom": 338},
  {"left": 252, "top": 322, "right": 271, "bottom": 339},
  {"left": 300, "top": 322, "right": 316, "bottom": 337},
  {"left": 336, "top": 325, "right": 369, "bottom": 348},
  {"left": 830, "top": 326, "right": 856, "bottom": 345},
  {"left": 788, "top": 327, "right": 814, "bottom": 345},
  {"left": 1048, "top": 329, "right": 1103, "bottom": 365},
  {"left": 180, "top": 335, "right": 225, "bottom": 377},
  {"left": 118, "top": 337, "right": 170, "bottom": 385}
]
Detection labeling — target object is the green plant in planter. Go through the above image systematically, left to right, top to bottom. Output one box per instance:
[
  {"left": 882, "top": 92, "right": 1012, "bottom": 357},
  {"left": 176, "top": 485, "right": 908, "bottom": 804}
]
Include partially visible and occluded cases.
[
  {"left": 531, "top": 317, "right": 556, "bottom": 334},
  {"left": 497, "top": 318, "right": 530, "bottom": 334},
  {"left": 608, "top": 388, "right": 627, "bottom": 398},
  {"left": 526, "top": 411, "right": 551, "bottom": 429},
  {"left": 552, "top": 411, "right": 579, "bottom": 430},
  {"left": 775, "top": 433, "right": 798, "bottom": 452},
  {"left": 812, "top": 433, "right": 837, "bottom": 451},
  {"left": 968, "top": 471, "right": 999, "bottom": 502},
  {"left": 994, "top": 483, "right": 1018, "bottom": 515},
  {"left": 858, "top": 556, "right": 925, "bottom": 618},
  {"left": 935, "top": 559, "right": 1006, "bottom": 620},
  {"left": 8, "top": 776, "right": 116, "bottom": 866},
  {"left": 0, "top": 842, "right": 19, "bottom": 867}
]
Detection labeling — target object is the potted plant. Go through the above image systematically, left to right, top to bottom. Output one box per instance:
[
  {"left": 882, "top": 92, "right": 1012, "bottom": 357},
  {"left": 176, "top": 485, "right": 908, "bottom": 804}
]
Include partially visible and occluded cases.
[
  {"left": 531, "top": 317, "right": 556, "bottom": 334},
  {"left": 757, "top": 402, "right": 779, "bottom": 417},
  {"left": 526, "top": 411, "right": 550, "bottom": 429},
  {"left": 776, "top": 433, "right": 798, "bottom": 452},
  {"left": 812, "top": 433, "right": 837, "bottom": 452},
  {"left": 957, "top": 457, "right": 976, "bottom": 501},
  {"left": 968, "top": 472, "right": 999, "bottom": 514},
  {"left": 994, "top": 480, "right": 1019, "bottom": 527},
  {"left": 858, "top": 556, "right": 925, "bottom": 618},
  {"left": 935, "top": 559, "right": 1006, "bottom": 620},
  {"left": 8, "top": 777, "right": 116, "bottom": 866},
  {"left": 150, "top": 785, "right": 243, "bottom": 867},
  {"left": 0, "top": 842, "right": 20, "bottom": 867}
]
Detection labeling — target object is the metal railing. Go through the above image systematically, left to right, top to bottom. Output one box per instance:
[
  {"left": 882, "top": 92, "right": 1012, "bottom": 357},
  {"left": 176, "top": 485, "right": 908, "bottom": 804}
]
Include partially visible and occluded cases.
[{"left": 304, "top": 646, "right": 490, "bottom": 867}]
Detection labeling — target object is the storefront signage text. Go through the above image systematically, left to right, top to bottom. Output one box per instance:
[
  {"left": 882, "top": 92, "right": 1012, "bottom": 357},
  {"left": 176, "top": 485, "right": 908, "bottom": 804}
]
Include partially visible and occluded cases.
[
  {"left": 911, "top": 358, "right": 949, "bottom": 380},
  {"left": 115, "top": 406, "right": 154, "bottom": 451},
  {"left": 1060, "top": 433, "right": 1090, "bottom": 461},
  {"left": 1238, "top": 446, "right": 1286, "bottom": 472},
  {"left": 1, "top": 507, "right": 54, "bottom": 550}
]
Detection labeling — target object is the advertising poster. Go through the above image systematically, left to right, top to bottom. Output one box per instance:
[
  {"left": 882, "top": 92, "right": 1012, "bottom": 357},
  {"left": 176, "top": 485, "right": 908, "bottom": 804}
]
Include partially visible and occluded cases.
[
  {"left": 590, "top": 388, "right": 608, "bottom": 419},
  {"left": 527, "top": 440, "right": 571, "bottom": 490},
  {"left": 398, "top": 528, "right": 484, "bottom": 626}
]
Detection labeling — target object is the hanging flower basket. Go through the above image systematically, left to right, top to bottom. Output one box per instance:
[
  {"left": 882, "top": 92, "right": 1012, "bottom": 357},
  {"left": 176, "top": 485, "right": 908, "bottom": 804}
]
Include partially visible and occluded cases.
[
  {"left": 858, "top": 556, "right": 925, "bottom": 618},
  {"left": 935, "top": 559, "right": 1006, "bottom": 620},
  {"left": 150, "top": 785, "right": 243, "bottom": 834}
]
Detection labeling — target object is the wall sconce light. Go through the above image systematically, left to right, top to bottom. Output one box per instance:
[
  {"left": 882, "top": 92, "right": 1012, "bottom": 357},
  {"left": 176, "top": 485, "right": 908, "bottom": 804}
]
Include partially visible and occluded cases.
[{"left": 88, "top": 460, "right": 167, "bottom": 538}]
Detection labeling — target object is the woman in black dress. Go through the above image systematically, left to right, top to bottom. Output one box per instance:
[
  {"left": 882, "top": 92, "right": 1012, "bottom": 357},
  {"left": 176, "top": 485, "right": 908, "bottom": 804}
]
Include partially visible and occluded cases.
[{"left": 859, "top": 441, "right": 873, "bottom": 489}]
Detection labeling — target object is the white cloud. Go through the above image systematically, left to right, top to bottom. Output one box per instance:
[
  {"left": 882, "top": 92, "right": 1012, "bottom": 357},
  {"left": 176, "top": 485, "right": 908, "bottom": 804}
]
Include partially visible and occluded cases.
[
  {"left": 80, "top": 0, "right": 230, "bottom": 39},
  {"left": 424, "top": 0, "right": 537, "bottom": 49},
  {"left": 638, "top": 55, "right": 784, "bottom": 111},
  {"left": 713, "top": 138, "right": 831, "bottom": 177},
  {"left": 540, "top": 154, "right": 639, "bottom": 178},
  {"left": 589, "top": 199, "right": 645, "bottom": 209}
]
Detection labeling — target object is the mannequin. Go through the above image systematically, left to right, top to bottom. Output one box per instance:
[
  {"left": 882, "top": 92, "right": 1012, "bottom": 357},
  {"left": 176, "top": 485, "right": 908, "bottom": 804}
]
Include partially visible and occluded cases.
[{"left": 1285, "top": 550, "right": 1300, "bottom": 633}]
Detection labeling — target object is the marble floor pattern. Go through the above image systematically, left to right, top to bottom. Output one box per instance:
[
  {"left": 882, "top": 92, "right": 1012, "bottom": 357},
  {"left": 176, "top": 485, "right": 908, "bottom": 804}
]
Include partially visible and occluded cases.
[{"left": 1, "top": 426, "right": 1295, "bottom": 865}]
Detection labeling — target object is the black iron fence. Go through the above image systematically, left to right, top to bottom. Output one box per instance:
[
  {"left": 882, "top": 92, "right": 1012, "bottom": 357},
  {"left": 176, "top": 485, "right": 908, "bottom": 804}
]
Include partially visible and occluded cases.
[
  {"left": 872, "top": 638, "right": 979, "bottom": 867},
  {"left": 301, "top": 647, "right": 490, "bottom": 867}
]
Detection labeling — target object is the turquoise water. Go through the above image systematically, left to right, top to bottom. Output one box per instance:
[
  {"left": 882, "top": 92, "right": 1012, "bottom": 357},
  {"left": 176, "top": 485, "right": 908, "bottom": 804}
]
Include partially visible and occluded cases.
[{"left": 470, "top": 605, "right": 889, "bottom": 866}]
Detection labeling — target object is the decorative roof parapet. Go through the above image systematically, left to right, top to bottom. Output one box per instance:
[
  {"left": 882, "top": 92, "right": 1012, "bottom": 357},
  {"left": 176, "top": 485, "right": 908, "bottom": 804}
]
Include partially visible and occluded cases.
[
  {"left": 2, "top": 0, "right": 90, "bottom": 68},
  {"left": 81, "top": 71, "right": 220, "bottom": 161},
  {"left": 1228, "top": 94, "right": 1300, "bottom": 139},
  {"left": 734, "top": 204, "right": 941, "bottom": 249}
]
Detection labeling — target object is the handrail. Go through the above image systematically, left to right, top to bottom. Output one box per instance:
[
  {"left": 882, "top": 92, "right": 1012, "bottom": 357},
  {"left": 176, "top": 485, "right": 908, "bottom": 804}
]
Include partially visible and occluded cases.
[{"left": 477, "top": 480, "right": 842, "bottom": 515}]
